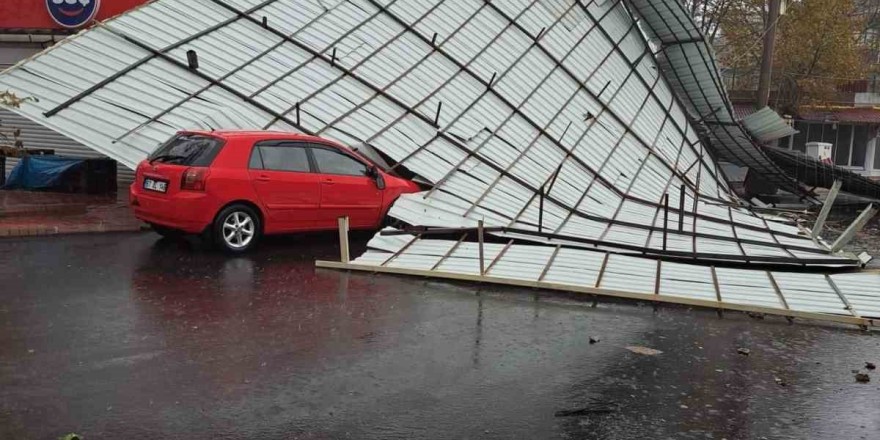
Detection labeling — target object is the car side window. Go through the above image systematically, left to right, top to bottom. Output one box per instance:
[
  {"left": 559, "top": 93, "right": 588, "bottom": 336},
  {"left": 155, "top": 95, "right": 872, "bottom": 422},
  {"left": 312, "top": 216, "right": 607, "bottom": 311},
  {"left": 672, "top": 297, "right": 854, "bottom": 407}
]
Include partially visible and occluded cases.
[
  {"left": 253, "top": 142, "right": 311, "bottom": 173},
  {"left": 248, "top": 146, "right": 264, "bottom": 169},
  {"left": 310, "top": 146, "right": 368, "bottom": 176}
]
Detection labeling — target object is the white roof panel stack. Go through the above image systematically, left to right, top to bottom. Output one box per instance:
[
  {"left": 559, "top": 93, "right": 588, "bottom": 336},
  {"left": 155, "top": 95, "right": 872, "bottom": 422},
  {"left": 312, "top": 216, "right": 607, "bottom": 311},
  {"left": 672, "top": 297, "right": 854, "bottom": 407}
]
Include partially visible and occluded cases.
[{"left": 323, "top": 232, "right": 877, "bottom": 326}]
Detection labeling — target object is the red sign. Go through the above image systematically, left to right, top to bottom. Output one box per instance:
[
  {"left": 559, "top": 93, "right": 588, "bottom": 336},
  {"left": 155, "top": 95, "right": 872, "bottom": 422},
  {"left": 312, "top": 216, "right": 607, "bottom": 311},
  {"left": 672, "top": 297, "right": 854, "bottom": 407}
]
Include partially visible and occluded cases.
[{"left": 0, "top": 0, "right": 148, "bottom": 31}]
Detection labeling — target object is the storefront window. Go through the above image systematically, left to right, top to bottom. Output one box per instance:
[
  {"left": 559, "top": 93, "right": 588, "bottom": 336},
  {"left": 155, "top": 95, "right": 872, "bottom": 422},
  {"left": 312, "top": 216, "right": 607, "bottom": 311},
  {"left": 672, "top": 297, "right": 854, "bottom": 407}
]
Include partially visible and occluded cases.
[
  {"left": 787, "top": 121, "right": 874, "bottom": 167},
  {"left": 792, "top": 122, "right": 807, "bottom": 152},
  {"left": 807, "top": 123, "right": 824, "bottom": 143},
  {"left": 822, "top": 123, "right": 838, "bottom": 147},
  {"left": 834, "top": 125, "right": 852, "bottom": 166},
  {"left": 853, "top": 125, "right": 869, "bottom": 167}
]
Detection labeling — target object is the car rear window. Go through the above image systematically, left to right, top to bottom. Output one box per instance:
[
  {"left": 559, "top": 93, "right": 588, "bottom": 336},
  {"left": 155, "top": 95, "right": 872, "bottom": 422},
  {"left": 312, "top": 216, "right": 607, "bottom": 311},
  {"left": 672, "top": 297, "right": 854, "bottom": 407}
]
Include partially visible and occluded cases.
[{"left": 148, "top": 134, "right": 225, "bottom": 166}]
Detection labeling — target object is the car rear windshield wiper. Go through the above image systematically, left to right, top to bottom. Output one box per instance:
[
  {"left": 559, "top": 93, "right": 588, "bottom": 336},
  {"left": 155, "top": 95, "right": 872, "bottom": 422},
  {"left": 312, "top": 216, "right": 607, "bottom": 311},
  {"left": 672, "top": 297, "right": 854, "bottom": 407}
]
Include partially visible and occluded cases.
[{"left": 149, "top": 154, "right": 187, "bottom": 164}]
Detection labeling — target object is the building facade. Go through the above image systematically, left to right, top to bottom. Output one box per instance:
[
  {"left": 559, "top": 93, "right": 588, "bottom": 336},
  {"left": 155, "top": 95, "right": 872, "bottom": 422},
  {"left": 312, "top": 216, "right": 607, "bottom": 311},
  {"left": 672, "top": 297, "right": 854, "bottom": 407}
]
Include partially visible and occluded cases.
[
  {"left": 1, "top": 0, "right": 148, "bottom": 180},
  {"left": 778, "top": 109, "right": 880, "bottom": 178}
]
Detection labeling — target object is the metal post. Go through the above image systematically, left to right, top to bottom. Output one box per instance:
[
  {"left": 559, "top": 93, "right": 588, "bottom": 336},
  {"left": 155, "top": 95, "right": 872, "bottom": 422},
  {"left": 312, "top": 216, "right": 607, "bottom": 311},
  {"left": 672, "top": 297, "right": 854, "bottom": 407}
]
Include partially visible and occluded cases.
[
  {"left": 757, "top": 0, "right": 781, "bottom": 108},
  {"left": 433, "top": 101, "right": 442, "bottom": 127},
  {"left": 295, "top": 102, "right": 300, "bottom": 126},
  {"left": 811, "top": 180, "right": 842, "bottom": 240},
  {"left": 538, "top": 184, "right": 545, "bottom": 233},
  {"left": 678, "top": 184, "right": 685, "bottom": 232},
  {"left": 691, "top": 187, "right": 700, "bottom": 257},
  {"left": 662, "top": 193, "right": 669, "bottom": 251},
  {"left": 830, "top": 204, "right": 878, "bottom": 252},
  {"left": 337, "top": 216, "right": 350, "bottom": 263},
  {"left": 478, "top": 219, "right": 485, "bottom": 275},
  {"left": 710, "top": 266, "right": 723, "bottom": 318}
]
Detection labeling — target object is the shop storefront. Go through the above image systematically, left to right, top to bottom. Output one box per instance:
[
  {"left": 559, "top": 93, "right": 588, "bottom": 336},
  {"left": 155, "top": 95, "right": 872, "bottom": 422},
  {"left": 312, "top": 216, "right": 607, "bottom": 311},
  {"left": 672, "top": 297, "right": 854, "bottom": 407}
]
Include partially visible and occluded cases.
[{"left": 1, "top": 0, "right": 148, "bottom": 180}]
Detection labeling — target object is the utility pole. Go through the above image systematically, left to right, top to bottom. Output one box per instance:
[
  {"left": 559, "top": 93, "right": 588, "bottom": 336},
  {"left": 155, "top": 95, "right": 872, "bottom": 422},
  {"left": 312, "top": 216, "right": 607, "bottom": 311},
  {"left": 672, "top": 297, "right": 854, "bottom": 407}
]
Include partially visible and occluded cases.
[{"left": 757, "top": 0, "right": 782, "bottom": 108}]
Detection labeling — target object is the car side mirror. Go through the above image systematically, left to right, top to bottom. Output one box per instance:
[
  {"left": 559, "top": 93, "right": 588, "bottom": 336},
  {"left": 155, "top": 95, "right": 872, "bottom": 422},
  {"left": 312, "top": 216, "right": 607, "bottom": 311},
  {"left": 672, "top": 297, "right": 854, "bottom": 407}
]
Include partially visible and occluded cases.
[{"left": 369, "top": 166, "right": 386, "bottom": 190}]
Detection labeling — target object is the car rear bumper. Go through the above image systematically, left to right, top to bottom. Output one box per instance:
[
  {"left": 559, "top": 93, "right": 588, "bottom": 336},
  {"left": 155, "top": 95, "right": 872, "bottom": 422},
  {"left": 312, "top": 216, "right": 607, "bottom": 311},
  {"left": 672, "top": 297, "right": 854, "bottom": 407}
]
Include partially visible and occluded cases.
[{"left": 130, "top": 185, "right": 215, "bottom": 233}]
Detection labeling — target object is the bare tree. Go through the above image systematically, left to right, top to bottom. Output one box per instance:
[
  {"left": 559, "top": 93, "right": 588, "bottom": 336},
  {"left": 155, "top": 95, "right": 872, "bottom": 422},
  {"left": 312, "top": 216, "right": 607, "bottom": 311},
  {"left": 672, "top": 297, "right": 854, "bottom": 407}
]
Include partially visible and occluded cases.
[{"left": 681, "top": 0, "right": 733, "bottom": 43}]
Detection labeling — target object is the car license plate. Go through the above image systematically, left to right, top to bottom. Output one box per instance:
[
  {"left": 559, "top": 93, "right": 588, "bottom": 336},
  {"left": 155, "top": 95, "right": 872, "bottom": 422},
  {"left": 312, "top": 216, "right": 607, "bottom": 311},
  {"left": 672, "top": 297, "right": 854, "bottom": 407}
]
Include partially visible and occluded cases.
[{"left": 143, "top": 178, "right": 168, "bottom": 193}]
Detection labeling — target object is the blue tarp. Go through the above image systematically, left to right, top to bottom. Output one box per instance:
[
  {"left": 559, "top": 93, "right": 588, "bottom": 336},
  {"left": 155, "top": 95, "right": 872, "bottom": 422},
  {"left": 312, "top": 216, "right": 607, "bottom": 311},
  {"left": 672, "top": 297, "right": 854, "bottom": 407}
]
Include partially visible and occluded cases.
[{"left": 2, "top": 156, "right": 86, "bottom": 190}]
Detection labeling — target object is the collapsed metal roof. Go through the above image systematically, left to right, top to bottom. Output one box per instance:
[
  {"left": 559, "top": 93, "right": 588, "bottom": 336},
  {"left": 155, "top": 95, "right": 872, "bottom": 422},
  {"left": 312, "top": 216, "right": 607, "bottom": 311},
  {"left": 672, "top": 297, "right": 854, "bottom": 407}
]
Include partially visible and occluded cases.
[
  {"left": 0, "top": 0, "right": 877, "bottom": 324},
  {"left": 626, "top": 0, "right": 801, "bottom": 193}
]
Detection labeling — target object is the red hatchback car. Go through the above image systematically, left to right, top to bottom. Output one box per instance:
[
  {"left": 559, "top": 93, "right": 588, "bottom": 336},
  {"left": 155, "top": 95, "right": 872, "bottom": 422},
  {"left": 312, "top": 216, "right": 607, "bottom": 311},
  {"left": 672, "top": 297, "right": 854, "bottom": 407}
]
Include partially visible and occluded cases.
[{"left": 130, "top": 130, "right": 420, "bottom": 252}]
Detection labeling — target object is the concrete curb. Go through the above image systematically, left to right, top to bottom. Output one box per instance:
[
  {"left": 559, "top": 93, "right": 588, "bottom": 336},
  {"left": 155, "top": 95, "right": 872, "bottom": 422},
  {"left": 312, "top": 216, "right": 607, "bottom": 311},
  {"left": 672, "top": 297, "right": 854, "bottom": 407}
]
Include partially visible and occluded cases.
[
  {"left": 0, "top": 203, "right": 88, "bottom": 218},
  {"left": 0, "top": 222, "right": 149, "bottom": 238}
]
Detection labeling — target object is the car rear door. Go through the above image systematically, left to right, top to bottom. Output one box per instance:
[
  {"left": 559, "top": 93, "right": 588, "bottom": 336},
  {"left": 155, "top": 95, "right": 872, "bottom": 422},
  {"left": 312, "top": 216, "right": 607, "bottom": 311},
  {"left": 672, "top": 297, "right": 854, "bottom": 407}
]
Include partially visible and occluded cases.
[
  {"left": 248, "top": 141, "right": 321, "bottom": 231},
  {"left": 309, "top": 144, "right": 383, "bottom": 228}
]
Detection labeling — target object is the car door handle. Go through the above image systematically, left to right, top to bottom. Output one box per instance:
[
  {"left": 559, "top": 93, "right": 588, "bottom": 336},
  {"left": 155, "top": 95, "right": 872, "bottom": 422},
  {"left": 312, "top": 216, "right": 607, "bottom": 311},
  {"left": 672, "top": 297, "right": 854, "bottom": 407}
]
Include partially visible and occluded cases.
[
  {"left": 256, "top": 175, "right": 271, "bottom": 182},
  {"left": 323, "top": 179, "right": 335, "bottom": 185}
]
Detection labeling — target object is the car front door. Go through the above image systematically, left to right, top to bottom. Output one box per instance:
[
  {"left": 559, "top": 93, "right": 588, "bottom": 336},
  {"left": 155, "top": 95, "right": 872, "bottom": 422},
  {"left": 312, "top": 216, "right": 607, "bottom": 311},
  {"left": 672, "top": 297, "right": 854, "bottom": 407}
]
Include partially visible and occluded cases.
[
  {"left": 248, "top": 141, "right": 321, "bottom": 232},
  {"left": 310, "top": 144, "right": 383, "bottom": 228}
]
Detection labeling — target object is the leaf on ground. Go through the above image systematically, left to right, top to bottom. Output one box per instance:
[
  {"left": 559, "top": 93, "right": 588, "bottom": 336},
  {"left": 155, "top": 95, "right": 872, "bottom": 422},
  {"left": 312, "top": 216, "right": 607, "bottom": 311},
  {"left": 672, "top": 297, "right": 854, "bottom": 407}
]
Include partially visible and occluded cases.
[{"left": 625, "top": 346, "right": 663, "bottom": 356}]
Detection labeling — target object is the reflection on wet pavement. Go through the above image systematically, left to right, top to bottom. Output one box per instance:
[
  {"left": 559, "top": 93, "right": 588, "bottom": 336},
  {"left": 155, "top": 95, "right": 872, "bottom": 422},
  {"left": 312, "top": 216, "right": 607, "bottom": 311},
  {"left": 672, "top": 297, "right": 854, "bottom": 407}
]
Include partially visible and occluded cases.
[{"left": 0, "top": 232, "right": 878, "bottom": 439}]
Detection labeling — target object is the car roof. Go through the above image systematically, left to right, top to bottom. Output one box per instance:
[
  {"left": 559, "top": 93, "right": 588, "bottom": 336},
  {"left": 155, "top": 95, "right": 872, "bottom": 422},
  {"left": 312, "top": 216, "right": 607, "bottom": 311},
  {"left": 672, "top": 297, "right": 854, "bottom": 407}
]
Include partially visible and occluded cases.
[
  {"left": 179, "top": 129, "right": 380, "bottom": 167},
  {"left": 181, "top": 129, "right": 338, "bottom": 145}
]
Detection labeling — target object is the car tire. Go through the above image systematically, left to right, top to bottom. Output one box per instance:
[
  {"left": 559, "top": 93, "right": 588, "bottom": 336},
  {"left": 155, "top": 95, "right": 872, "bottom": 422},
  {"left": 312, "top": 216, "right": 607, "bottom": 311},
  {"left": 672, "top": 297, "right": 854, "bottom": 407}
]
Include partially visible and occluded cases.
[
  {"left": 213, "top": 204, "right": 261, "bottom": 253},
  {"left": 152, "top": 224, "right": 183, "bottom": 239}
]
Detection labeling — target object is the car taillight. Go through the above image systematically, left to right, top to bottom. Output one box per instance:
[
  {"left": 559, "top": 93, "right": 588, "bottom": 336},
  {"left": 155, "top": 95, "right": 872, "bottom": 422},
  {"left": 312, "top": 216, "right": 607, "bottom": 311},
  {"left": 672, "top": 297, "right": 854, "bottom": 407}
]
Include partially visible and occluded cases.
[{"left": 181, "top": 167, "right": 209, "bottom": 191}]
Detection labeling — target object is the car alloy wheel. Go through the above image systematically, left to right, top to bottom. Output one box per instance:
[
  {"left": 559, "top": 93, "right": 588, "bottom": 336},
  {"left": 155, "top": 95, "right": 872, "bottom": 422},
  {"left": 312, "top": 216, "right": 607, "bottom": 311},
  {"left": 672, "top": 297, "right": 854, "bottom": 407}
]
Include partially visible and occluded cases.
[{"left": 222, "top": 211, "right": 255, "bottom": 250}]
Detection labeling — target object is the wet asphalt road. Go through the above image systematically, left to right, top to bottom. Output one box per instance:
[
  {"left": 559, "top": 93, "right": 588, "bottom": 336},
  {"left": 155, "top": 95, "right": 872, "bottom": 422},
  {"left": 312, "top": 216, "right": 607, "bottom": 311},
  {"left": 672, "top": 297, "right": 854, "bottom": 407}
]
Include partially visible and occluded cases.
[{"left": 1, "top": 232, "right": 879, "bottom": 440}]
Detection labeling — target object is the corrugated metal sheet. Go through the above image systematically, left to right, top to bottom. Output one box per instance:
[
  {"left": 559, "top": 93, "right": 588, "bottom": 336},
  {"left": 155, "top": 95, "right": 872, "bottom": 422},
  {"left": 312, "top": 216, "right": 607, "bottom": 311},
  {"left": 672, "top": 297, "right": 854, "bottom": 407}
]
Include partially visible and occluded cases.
[
  {"left": 0, "top": 0, "right": 861, "bottom": 266},
  {"left": 732, "top": 103, "right": 757, "bottom": 121},
  {"left": 742, "top": 106, "right": 797, "bottom": 143},
  {"left": 335, "top": 231, "right": 879, "bottom": 324}
]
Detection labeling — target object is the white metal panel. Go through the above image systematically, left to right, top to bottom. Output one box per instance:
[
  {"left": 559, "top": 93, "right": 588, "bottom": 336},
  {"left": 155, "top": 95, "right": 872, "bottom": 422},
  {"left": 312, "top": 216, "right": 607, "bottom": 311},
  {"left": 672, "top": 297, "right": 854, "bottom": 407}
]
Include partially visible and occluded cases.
[
  {"left": 742, "top": 107, "right": 798, "bottom": 143},
  {"left": 349, "top": 234, "right": 880, "bottom": 321},
  {"left": 714, "top": 268, "right": 783, "bottom": 309},
  {"left": 830, "top": 273, "right": 880, "bottom": 317}
]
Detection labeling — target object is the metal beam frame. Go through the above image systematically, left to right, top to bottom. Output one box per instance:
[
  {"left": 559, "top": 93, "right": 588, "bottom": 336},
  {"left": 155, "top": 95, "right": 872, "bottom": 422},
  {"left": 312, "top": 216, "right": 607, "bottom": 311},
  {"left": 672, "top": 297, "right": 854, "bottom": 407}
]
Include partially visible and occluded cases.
[
  {"left": 812, "top": 179, "right": 843, "bottom": 240},
  {"left": 830, "top": 204, "right": 878, "bottom": 253},
  {"left": 318, "top": 220, "right": 875, "bottom": 329},
  {"left": 379, "top": 225, "right": 856, "bottom": 267},
  {"left": 315, "top": 261, "right": 874, "bottom": 328}
]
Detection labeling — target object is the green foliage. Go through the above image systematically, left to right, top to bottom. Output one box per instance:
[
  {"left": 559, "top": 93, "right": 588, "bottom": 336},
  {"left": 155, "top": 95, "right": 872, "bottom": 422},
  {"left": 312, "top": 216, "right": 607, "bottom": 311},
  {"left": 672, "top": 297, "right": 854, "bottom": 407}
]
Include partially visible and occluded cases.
[
  {"left": 716, "top": 0, "right": 869, "bottom": 110},
  {"left": 775, "top": 0, "right": 867, "bottom": 107}
]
